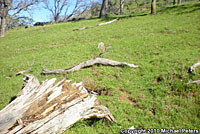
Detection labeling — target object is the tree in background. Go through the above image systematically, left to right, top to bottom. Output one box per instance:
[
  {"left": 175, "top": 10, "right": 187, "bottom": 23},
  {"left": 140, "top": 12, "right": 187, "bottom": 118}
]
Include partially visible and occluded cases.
[
  {"left": 0, "top": 0, "right": 38, "bottom": 37},
  {"left": 42, "top": 0, "right": 89, "bottom": 22},
  {"left": 42, "top": 0, "right": 68, "bottom": 22},
  {"left": 99, "top": 0, "right": 107, "bottom": 18},
  {"left": 107, "top": 0, "right": 119, "bottom": 15},
  {"left": 120, "top": 0, "right": 124, "bottom": 14},
  {"left": 151, "top": 0, "right": 156, "bottom": 14},
  {"left": 173, "top": 0, "right": 176, "bottom": 5},
  {"left": 91, "top": 1, "right": 101, "bottom": 16},
  {"left": 6, "top": 15, "right": 33, "bottom": 30}
]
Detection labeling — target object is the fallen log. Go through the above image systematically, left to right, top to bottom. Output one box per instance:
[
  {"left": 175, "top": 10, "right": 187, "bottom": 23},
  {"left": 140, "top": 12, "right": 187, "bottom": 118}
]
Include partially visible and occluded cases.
[
  {"left": 97, "top": 18, "right": 119, "bottom": 26},
  {"left": 42, "top": 58, "right": 138, "bottom": 75},
  {"left": 188, "top": 62, "right": 200, "bottom": 74},
  {"left": 0, "top": 74, "right": 115, "bottom": 134}
]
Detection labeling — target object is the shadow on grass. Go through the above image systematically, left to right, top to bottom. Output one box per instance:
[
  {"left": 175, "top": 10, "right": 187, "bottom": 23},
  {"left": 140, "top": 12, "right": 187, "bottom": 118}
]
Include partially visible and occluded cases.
[
  {"left": 71, "top": 2, "right": 199, "bottom": 24},
  {"left": 90, "top": 2, "right": 200, "bottom": 22},
  {"left": 157, "top": 2, "right": 200, "bottom": 14},
  {"left": 70, "top": 12, "right": 148, "bottom": 25},
  {"left": 84, "top": 12, "right": 148, "bottom": 22},
  {"left": 100, "top": 13, "right": 148, "bottom": 21},
  {"left": 9, "top": 96, "right": 17, "bottom": 103},
  {"left": 85, "top": 118, "right": 112, "bottom": 126}
]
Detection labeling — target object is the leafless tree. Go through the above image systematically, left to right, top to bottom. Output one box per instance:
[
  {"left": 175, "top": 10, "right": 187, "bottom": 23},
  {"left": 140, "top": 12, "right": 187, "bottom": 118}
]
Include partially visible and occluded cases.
[
  {"left": 0, "top": 0, "right": 38, "bottom": 37},
  {"left": 42, "top": 0, "right": 89, "bottom": 22},
  {"left": 42, "top": 0, "right": 68, "bottom": 22},
  {"left": 99, "top": 0, "right": 107, "bottom": 18},
  {"left": 119, "top": 0, "right": 124, "bottom": 14},
  {"left": 151, "top": 0, "right": 156, "bottom": 14},
  {"left": 173, "top": 0, "right": 176, "bottom": 5},
  {"left": 91, "top": 1, "right": 100, "bottom": 16}
]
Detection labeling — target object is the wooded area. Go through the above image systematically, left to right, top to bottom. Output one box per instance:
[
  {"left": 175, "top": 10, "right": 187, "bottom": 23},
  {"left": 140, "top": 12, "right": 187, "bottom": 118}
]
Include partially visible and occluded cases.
[{"left": 0, "top": 0, "right": 190, "bottom": 37}]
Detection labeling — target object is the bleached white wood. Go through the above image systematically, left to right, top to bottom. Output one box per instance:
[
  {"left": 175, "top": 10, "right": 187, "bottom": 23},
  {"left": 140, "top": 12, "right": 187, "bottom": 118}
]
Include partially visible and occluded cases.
[
  {"left": 98, "top": 18, "right": 119, "bottom": 26},
  {"left": 42, "top": 57, "right": 138, "bottom": 75},
  {"left": 0, "top": 74, "right": 115, "bottom": 134}
]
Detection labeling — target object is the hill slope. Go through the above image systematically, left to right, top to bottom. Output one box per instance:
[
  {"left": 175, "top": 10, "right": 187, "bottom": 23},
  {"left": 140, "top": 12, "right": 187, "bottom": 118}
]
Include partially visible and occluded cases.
[{"left": 0, "top": 2, "right": 200, "bottom": 134}]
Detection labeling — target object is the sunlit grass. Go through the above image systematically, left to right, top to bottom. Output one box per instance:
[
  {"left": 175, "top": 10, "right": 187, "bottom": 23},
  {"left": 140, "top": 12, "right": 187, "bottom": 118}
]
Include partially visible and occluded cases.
[{"left": 0, "top": 2, "right": 199, "bottom": 133}]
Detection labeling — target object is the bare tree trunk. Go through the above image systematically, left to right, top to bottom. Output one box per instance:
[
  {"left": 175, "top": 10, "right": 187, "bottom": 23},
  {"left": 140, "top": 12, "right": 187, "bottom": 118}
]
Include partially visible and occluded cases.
[
  {"left": 0, "top": 0, "right": 8, "bottom": 38},
  {"left": 99, "top": 0, "right": 107, "bottom": 18},
  {"left": 120, "top": 0, "right": 124, "bottom": 14},
  {"left": 151, "top": 0, "right": 156, "bottom": 14},
  {"left": 173, "top": 0, "right": 176, "bottom": 5},
  {"left": 178, "top": 0, "right": 181, "bottom": 4},
  {"left": 54, "top": 15, "right": 58, "bottom": 23},
  {"left": 0, "top": 16, "right": 6, "bottom": 38}
]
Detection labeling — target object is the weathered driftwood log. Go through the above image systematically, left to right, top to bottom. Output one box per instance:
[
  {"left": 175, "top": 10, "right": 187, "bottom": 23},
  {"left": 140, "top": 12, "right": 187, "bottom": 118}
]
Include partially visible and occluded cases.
[
  {"left": 97, "top": 18, "right": 119, "bottom": 26},
  {"left": 42, "top": 58, "right": 138, "bottom": 75},
  {"left": 188, "top": 62, "right": 200, "bottom": 74},
  {"left": 0, "top": 74, "right": 115, "bottom": 134}
]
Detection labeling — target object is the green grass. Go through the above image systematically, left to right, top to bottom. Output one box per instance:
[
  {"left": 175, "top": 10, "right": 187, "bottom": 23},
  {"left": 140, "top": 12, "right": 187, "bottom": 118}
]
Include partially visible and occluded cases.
[{"left": 0, "top": 2, "right": 200, "bottom": 133}]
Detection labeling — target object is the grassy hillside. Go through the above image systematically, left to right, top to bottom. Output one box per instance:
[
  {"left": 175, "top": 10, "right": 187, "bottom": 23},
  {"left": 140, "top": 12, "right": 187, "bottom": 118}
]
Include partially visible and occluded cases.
[{"left": 0, "top": 2, "right": 200, "bottom": 134}]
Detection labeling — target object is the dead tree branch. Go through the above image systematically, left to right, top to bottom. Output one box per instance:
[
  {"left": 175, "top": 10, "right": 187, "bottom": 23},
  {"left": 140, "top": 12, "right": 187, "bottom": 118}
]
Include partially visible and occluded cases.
[
  {"left": 42, "top": 58, "right": 138, "bottom": 75},
  {"left": 0, "top": 74, "right": 115, "bottom": 134},
  {"left": 187, "top": 79, "right": 200, "bottom": 85}
]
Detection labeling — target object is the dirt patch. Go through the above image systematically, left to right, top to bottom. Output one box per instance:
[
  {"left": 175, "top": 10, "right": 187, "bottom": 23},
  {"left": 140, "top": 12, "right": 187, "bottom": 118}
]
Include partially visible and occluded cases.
[
  {"left": 38, "top": 27, "right": 49, "bottom": 32},
  {"left": 160, "top": 28, "right": 176, "bottom": 34},
  {"left": 50, "top": 43, "right": 62, "bottom": 48},
  {"left": 91, "top": 67, "right": 102, "bottom": 77},
  {"left": 173, "top": 74, "right": 183, "bottom": 80},
  {"left": 153, "top": 76, "right": 163, "bottom": 83},
  {"left": 83, "top": 78, "right": 112, "bottom": 96},
  {"left": 83, "top": 78, "right": 98, "bottom": 91},
  {"left": 97, "top": 87, "right": 112, "bottom": 96},
  {"left": 117, "top": 89, "right": 136, "bottom": 106},
  {"left": 149, "top": 108, "right": 156, "bottom": 116}
]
